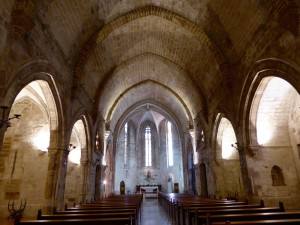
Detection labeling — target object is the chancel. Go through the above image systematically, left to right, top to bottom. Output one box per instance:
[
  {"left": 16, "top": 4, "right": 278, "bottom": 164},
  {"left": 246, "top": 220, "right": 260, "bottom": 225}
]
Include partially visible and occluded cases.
[
  {"left": 1, "top": 1, "right": 300, "bottom": 225},
  {"left": 114, "top": 108, "right": 184, "bottom": 196}
]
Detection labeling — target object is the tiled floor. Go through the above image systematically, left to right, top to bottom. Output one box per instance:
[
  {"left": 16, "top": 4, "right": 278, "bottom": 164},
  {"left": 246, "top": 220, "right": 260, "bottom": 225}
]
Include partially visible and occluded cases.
[{"left": 141, "top": 198, "right": 171, "bottom": 225}]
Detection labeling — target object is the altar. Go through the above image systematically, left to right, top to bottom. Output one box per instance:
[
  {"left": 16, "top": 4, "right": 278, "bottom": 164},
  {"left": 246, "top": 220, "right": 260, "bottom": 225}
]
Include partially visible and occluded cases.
[{"left": 136, "top": 185, "right": 161, "bottom": 198}]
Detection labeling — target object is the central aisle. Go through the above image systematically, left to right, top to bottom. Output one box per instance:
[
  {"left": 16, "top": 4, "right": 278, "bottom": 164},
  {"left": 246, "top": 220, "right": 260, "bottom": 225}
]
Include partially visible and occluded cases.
[{"left": 141, "top": 198, "right": 171, "bottom": 225}]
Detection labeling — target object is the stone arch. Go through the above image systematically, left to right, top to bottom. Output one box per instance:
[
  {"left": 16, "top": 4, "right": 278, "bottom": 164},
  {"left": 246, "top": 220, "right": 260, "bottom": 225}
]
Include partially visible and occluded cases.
[
  {"left": 95, "top": 53, "right": 204, "bottom": 119},
  {"left": 239, "top": 58, "right": 300, "bottom": 149},
  {"left": 1, "top": 61, "right": 64, "bottom": 150},
  {"left": 245, "top": 75, "right": 300, "bottom": 207},
  {"left": 249, "top": 76, "right": 299, "bottom": 147},
  {"left": 0, "top": 77, "right": 62, "bottom": 217},
  {"left": 105, "top": 80, "right": 193, "bottom": 123},
  {"left": 112, "top": 101, "right": 185, "bottom": 160},
  {"left": 113, "top": 102, "right": 185, "bottom": 193},
  {"left": 69, "top": 112, "right": 93, "bottom": 163},
  {"left": 212, "top": 113, "right": 243, "bottom": 199},
  {"left": 212, "top": 113, "right": 238, "bottom": 161},
  {"left": 65, "top": 115, "right": 91, "bottom": 204},
  {"left": 68, "top": 115, "right": 91, "bottom": 163},
  {"left": 217, "top": 117, "right": 239, "bottom": 160}
]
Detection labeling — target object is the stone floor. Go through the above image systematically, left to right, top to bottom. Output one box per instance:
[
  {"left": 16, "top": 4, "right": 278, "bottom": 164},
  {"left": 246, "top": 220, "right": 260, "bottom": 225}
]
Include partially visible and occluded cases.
[{"left": 141, "top": 198, "right": 171, "bottom": 225}]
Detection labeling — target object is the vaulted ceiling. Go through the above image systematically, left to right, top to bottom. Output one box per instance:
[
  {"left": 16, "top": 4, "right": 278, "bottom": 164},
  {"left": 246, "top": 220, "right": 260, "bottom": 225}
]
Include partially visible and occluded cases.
[{"left": 1, "top": 0, "right": 299, "bottom": 129}]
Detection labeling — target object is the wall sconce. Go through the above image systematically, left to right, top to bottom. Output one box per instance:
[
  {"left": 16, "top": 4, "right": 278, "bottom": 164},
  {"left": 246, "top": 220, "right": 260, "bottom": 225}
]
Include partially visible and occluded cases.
[
  {"left": 0, "top": 106, "right": 21, "bottom": 128},
  {"left": 231, "top": 142, "right": 241, "bottom": 152},
  {"left": 68, "top": 144, "right": 76, "bottom": 152}
]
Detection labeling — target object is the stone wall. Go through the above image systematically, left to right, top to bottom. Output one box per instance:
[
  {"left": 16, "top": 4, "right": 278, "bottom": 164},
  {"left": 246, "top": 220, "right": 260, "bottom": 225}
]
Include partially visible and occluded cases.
[{"left": 0, "top": 98, "right": 50, "bottom": 217}]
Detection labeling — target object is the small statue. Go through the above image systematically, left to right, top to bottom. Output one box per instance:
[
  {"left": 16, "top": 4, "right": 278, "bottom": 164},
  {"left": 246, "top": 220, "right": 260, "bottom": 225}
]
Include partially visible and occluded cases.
[{"left": 7, "top": 199, "right": 27, "bottom": 223}]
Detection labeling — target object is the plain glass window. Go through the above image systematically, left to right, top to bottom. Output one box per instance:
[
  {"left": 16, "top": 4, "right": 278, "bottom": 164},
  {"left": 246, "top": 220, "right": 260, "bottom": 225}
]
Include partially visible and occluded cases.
[{"left": 145, "top": 126, "right": 152, "bottom": 167}]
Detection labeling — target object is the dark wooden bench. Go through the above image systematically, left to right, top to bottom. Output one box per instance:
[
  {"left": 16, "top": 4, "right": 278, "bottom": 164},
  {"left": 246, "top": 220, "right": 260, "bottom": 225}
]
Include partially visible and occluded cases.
[
  {"left": 176, "top": 201, "right": 254, "bottom": 225},
  {"left": 184, "top": 203, "right": 264, "bottom": 225},
  {"left": 187, "top": 204, "right": 284, "bottom": 225},
  {"left": 53, "top": 208, "right": 136, "bottom": 215},
  {"left": 38, "top": 210, "right": 137, "bottom": 225},
  {"left": 198, "top": 212, "right": 300, "bottom": 225},
  {"left": 16, "top": 217, "right": 132, "bottom": 225},
  {"left": 212, "top": 219, "right": 300, "bottom": 225}
]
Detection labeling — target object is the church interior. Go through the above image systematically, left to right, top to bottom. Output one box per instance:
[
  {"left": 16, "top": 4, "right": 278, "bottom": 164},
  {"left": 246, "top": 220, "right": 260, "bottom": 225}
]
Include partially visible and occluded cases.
[{"left": 1, "top": 1, "right": 300, "bottom": 225}]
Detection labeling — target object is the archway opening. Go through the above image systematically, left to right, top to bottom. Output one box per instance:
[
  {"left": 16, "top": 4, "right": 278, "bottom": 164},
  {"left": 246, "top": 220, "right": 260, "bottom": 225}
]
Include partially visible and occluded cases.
[
  {"left": 249, "top": 76, "right": 300, "bottom": 207},
  {"left": 0, "top": 80, "right": 58, "bottom": 217},
  {"left": 214, "top": 116, "right": 243, "bottom": 199},
  {"left": 64, "top": 119, "right": 87, "bottom": 205}
]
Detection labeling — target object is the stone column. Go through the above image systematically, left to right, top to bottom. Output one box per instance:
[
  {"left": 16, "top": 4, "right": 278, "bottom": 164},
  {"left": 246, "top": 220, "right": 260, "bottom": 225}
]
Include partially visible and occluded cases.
[
  {"left": 182, "top": 131, "right": 191, "bottom": 193},
  {"left": 238, "top": 145, "right": 253, "bottom": 196},
  {"left": 44, "top": 147, "right": 60, "bottom": 212},
  {"left": 54, "top": 147, "right": 70, "bottom": 210},
  {"left": 80, "top": 159, "right": 89, "bottom": 202}
]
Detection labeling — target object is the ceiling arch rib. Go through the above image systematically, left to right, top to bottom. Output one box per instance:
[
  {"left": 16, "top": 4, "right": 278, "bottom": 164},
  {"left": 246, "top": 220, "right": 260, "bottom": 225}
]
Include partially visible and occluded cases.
[
  {"left": 76, "top": 5, "right": 225, "bottom": 99},
  {"left": 97, "top": 53, "right": 202, "bottom": 120},
  {"left": 108, "top": 82, "right": 191, "bottom": 132},
  {"left": 113, "top": 101, "right": 185, "bottom": 145}
]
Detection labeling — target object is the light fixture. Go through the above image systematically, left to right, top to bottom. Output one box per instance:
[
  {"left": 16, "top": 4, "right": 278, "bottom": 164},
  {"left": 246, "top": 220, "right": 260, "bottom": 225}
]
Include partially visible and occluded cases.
[
  {"left": 0, "top": 106, "right": 21, "bottom": 128},
  {"left": 231, "top": 143, "right": 241, "bottom": 152},
  {"left": 68, "top": 144, "right": 81, "bottom": 164},
  {"left": 68, "top": 144, "right": 77, "bottom": 151}
]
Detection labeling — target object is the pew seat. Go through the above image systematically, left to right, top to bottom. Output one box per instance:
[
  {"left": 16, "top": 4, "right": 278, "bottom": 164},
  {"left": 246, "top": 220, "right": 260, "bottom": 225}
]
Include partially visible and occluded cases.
[
  {"left": 199, "top": 212, "right": 300, "bottom": 225},
  {"left": 17, "top": 217, "right": 132, "bottom": 225},
  {"left": 212, "top": 219, "right": 300, "bottom": 225}
]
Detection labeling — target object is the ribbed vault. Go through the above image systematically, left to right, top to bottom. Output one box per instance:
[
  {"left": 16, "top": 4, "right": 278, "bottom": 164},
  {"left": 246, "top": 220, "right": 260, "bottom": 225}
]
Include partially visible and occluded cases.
[
  {"left": 98, "top": 53, "right": 202, "bottom": 121},
  {"left": 109, "top": 82, "right": 190, "bottom": 132}
]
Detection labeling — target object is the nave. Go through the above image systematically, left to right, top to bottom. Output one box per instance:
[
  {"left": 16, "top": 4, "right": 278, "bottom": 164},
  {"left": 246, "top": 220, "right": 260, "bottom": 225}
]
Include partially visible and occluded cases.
[
  {"left": 2, "top": 0, "right": 300, "bottom": 225},
  {"left": 8, "top": 192, "right": 300, "bottom": 225}
]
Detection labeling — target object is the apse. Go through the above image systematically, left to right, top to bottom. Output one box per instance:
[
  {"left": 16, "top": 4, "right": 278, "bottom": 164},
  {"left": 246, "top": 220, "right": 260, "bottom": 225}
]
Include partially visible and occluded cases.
[{"left": 114, "top": 107, "right": 184, "bottom": 194}]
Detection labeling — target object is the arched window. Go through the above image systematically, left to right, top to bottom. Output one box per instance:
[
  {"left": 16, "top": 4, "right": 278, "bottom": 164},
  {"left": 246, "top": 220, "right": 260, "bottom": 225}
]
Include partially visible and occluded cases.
[
  {"left": 166, "top": 121, "right": 173, "bottom": 167},
  {"left": 124, "top": 123, "right": 128, "bottom": 165},
  {"left": 145, "top": 126, "right": 152, "bottom": 167},
  {"left": 271, "top": 166, "right": 285, "bottom": 186}
]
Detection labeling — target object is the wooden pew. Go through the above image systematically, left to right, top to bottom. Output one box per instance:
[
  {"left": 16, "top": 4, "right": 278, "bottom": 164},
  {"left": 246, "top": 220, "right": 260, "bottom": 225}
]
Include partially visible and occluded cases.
[
  {"left": 158, "top": 192, "right": 246, "bottom": 225},
  {"left": 17, "top": 194, "right": 143, "bottom": 225},
  {"left": 179, "top": 202, "right": 254, "bottom": 225},
  {"left": 185, "top": 203, "right": 264, "bottom": 225},
  {"left": 38, "top": 209, "right": 137, "bottom": 225},
  {"left": 37, "top": 212, "right": 137, "bottom": 225},
  {"left": 198, "top": 212, "right": 300, "bottom": 225},
  {"left": 16, "top": 217, "right": 132, "bottom": 225},
  {"left": 212, "top": 219, "right": 300, "bottom": 225}
]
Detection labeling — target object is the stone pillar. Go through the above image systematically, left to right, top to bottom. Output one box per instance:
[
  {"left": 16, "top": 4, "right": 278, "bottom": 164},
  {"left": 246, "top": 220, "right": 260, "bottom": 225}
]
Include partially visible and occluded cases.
[
  {"left": 182, "top": 131, "right": 191, "bottom": 193},
  {"left": 205, "top": 144, "right": 217, "bottom": 198},
  {"left": 238, "top": 145, "right": 253, "bottom": 197},
  {"left": 44, "top": 147, "right": 60, "bottom": 212},
  {"left": 54, "top": 147, "right": 70, "bottom": 210},
  {"left": 80, "top": 159, "right": 89, "bottom": 202}
]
